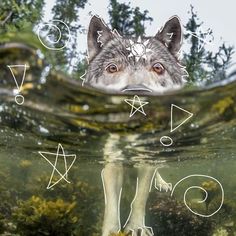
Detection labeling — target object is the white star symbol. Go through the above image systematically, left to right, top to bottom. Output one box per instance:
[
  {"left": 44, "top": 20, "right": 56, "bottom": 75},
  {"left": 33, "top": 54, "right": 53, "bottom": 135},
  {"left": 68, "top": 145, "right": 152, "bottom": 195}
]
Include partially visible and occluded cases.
[
  {"left": 126, "top": 36, "right": 152, "bottom": 62},
  {"left": 124, "top": 95, "right": 149, "bottom": 117},
  {"left": 38, "top": 143, "right": 77, "bottom": 189}
]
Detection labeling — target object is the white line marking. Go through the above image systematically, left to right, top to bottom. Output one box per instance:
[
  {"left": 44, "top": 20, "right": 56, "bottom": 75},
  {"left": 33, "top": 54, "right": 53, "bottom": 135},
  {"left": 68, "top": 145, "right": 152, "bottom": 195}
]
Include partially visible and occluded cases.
[
  {"left": 37, "top": 20, "right": 71, "bottom": 51},
  {"left": 122, "top": 88, "right": 152, "bottom": 93},
  {"left": 124, "top": 95, "right": 149, "bottom": 117},
  {"left": 170, "top": 104, "right": 193, "bottom": 132},
  {"left": 160, "top": 136, "right": 173, "bottom": 147},
  {"left": 38, "top": 143, "right": 76, "bottom": 189},
  {"left": 171, "top": 174, "right": 224, "bottom": 217}
]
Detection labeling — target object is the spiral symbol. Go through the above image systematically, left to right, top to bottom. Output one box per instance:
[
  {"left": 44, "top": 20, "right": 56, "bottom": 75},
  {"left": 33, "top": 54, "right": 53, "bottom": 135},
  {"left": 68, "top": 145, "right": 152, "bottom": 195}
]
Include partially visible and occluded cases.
[
  {"left": 37, "top": 20, "right": 71, "bottom": 50},
  {"left": 170, "top": 174, "right": 224, "bottom": 217}
]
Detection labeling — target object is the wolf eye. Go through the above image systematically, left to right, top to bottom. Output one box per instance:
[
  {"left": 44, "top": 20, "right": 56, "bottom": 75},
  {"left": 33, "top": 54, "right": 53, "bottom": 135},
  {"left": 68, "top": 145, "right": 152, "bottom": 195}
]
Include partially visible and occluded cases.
[
  {"left": 106, "top": 63, "right": 118, "bottom": 73},
  {"left": 153, "top": 63, "right": 165, "bottom": 75}
]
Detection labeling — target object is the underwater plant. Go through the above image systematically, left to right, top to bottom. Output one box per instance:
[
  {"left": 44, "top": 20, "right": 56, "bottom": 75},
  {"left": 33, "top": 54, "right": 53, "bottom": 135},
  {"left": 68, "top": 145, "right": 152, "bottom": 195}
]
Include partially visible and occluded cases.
[
  {"left": 212, "top": 96, "right": 235, "bottom": 121},
  {"left": 18, "top": 159, "right": 32, "bottom": 183},
  {"left": 19, "top": 160, "right": 32, "bottom": 169},
  {"left": 0, "top": 169, "right": 17, "bottom": 221},
  {"left": 31, "top": 175, "right": 103, "bottom": 235},
  {"left": 201, "top": 180, "right": 221, "bottom": 212},
  {"left": 149, "top": 193, "right": 215, "bottom": 236},
  {"left": 13, "top": 196, "right": 78, "bottom": 236},
  {"left": 0, "top": 214, "right": 5, "bottom": 234},
  {"left": 109, "top": 232, "right": 131, "bottom": 236}
]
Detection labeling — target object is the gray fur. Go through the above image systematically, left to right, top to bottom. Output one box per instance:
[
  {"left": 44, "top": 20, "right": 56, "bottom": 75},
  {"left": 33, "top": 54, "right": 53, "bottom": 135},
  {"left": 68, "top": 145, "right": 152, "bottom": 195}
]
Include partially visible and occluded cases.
[{"left": 85, "top": 15, "right": 187, "bottom": 94}]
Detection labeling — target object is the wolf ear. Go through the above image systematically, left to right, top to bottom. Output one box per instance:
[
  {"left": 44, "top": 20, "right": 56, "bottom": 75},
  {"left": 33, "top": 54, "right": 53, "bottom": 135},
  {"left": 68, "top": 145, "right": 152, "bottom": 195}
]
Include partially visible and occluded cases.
[
  {"left": 87, "top": 15, "right": 113, "bottom": 61},
  {"left": 156, "top": 16, "right": 182, "bottom": 55}
]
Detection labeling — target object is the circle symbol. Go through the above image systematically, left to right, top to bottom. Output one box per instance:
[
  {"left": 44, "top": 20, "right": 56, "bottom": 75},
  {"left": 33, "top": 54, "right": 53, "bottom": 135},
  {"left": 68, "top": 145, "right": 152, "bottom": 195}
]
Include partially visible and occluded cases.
[
  {"left": 37, "top": 20, "right": 71, "bottom": 50},
  {"left": 131, "top": 43, "right": 146, "bottom": 57},
  {"left": 15, "top": 94, "right": 24, "bottom": 105},
  {"left": 160, "top": 135, "right": 173, "bottom": 146}
]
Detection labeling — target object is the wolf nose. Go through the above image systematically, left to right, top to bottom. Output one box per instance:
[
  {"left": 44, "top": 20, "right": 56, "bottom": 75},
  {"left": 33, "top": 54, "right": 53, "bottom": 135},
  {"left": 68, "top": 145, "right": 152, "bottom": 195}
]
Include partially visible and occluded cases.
[
  {"left": 122, "top": 84, "right": 152, "bottom": 92},
  {"left": 125, "top": 84, "right": 143, "bottom": 89}
]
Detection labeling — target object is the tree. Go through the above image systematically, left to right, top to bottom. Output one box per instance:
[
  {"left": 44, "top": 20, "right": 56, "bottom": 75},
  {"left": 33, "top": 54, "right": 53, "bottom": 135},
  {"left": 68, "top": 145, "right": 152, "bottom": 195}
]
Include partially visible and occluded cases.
[
  {"left": 0, "top": 0, "right": 44, "bottom": 31},
  {"left": 51, "top": 0, "right": 88, "bottom": 72},
  {"left": 108, "top": 0, "right": 153, "bottom": 37},
  {"left": 108, "top": 0, "right": 132, "bottom": 35},
  {"left": 183, "top": 5, "right": 234, "bottom": 84},
  {"left": 132, "top": 7, "right": 153, "bottom": 37}
]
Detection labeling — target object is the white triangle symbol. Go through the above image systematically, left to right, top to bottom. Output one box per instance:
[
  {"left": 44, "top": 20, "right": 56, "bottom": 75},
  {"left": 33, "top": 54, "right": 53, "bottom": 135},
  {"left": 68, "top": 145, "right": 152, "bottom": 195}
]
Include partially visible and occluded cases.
[
  {"left": 7, "top": 64, "right": 29, "bottom": 92},
  {"left": 170, "top": 104, "right": 193, "bottom": 132}
]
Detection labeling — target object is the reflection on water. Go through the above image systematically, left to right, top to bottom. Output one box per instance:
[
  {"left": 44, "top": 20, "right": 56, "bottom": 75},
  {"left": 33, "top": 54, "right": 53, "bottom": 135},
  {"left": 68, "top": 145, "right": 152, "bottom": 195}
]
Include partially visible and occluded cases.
[{"left": 0, "top": 42, "right": 236, "bottom": 235}]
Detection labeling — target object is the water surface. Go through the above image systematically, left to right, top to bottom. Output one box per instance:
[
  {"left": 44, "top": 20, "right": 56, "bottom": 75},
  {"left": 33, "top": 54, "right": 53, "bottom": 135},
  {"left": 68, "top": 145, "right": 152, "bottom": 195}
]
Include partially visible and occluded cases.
[{"left": 0, "top": 41, "right": 235, "bottom": 236}]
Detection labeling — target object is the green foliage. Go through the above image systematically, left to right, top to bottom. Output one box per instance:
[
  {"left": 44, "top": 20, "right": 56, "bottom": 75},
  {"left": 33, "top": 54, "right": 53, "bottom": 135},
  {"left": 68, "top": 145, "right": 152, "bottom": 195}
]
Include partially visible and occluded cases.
[
  {"left": 0, "top": 0, "right": 44, "bottom": 32},
  {"left": 51, "top": 0, "right": 88, "bottom": 71},
  {"left": 108, "top": 0, "right": 153, "bottom": 37},
  {"left": 1, "top": 1, "right": 234, "bottom": 84},
  {"left": 183, "top": 5, "right": 234, "bottom": 84},
  {"left": 132, "top": 7, "right": 153, "bottom": 37},
  {"left": 72, "top": 55, "right": 88, "bottom": 79},
  {"left": 212, "top": 96, "right": 235, "bottom": 120},
  {"left": 0, "top": 160, "right": 103, "bottom": 235},
  {"left": 0, "top": 170, "right": 16, "bottom": 218},
  {"left": 32, "top": 174, "right": 102, "bottom": 235},
  {"left": 201, "top": 180, "right": 221, "bottom": 212},
  {"left": 13, "top": 196, "right": 78, "bottom": 236},
  {"left": 0, "top": 214, "right": 5, "bottom": 234}
]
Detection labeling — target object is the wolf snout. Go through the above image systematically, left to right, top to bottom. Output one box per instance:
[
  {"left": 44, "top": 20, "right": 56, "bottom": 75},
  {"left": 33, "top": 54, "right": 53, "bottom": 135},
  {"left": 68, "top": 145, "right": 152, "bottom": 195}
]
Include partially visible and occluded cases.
[{"left": 122, "top": 84, "right": 152, "bottom": 93}]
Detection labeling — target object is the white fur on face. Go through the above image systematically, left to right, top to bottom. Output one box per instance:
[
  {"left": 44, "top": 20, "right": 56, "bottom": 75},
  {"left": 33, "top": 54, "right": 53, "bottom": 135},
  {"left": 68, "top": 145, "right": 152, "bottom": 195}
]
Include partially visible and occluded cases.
[
  {"left": 86, "top": 32, "right": 186, "bottom": 93},
  {"left": 90, "top": 66, "right": 185, "bottom": 94}
]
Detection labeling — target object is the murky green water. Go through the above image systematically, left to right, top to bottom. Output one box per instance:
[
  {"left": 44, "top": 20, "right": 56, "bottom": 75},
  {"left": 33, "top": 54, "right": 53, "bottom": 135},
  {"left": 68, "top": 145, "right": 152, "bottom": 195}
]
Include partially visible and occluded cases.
[{"left": 0, "top": 40, "right": 236, "bottom": 236}]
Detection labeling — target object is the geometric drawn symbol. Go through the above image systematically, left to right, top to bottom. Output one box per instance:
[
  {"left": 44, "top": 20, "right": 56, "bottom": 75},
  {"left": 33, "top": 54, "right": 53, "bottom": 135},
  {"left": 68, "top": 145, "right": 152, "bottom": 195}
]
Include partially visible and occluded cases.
[
  {"left": 37, "top": 20, "right": 71, "bottom": 51},
  {"left": 186, "top": 29, "right": 214, "bottom": 52},
  {"left": 97, "top": 30, "right": 104, "bottom": 47},
  {"left": 164, "top": 32, "right": 174, "bottom": 47},
  {"left": 166, "top": 32, "right": 174, "bottom": 40},
  {"left": 126, "top": 36, "right": 152, "bottom": 62},
  {"left": 177, "top": 49, "right": 183, "bottom": 61},
  {"left": 177, "top": 63, "right": 189, "bottom": 82},
  {"left": 7, "top": 64, "right": 29, "bottom": 105},
  {"left": 80, "top": 70, "right": 87, "bottom": 86},
  {"left": 14, "top": 94, "right": 24, "bottom": 105},
  {"left": 124, "top": 95, "right": 149, "bottom": 117},
  {"left": 170, "top": 104, "right": 193, "bottom": 132},
  {"left": 160, "top": 135, "right": 173, "bottom": 147},
  {"left": 38, "top": 143, "right": 76, "bottom": 189},
  {"left": 153, "top": 169, "right": 172, "bottom": 193},
  {"left": 170, "top": 174, "right": 224, "bottom": 218},
  {"left": 155, "top": 180, "right": 172, "bottom": 192}
]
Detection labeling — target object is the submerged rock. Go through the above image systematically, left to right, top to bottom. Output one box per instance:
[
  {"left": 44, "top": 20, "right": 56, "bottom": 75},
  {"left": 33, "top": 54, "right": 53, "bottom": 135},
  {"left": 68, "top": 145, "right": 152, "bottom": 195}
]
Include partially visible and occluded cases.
[{"left": 149, "top": 193, "right": 215, "bottom": 236}]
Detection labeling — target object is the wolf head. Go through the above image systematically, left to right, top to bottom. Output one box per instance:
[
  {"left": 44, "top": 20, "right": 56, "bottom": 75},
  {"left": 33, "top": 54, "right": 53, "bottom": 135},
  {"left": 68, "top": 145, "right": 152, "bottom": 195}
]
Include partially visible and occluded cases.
[{"left": 85, "top": 15, "right": 187, "bottom": 94}]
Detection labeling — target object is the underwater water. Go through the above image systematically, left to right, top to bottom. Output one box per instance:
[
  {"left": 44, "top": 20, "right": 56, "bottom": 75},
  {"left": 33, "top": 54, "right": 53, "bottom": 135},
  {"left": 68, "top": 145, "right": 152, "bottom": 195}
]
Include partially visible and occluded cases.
[{"left": 0, "top": 42, "right": 236, "bottom": 236}]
